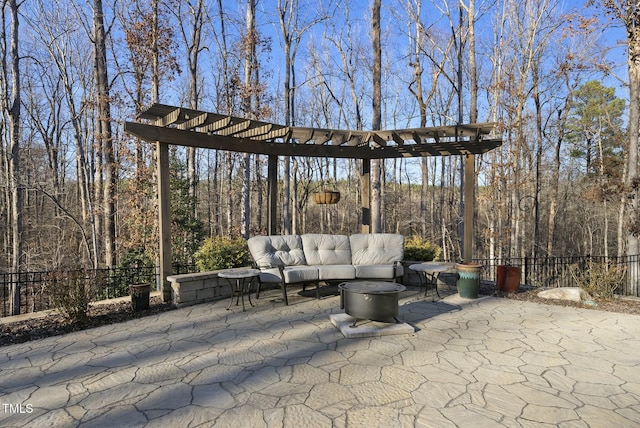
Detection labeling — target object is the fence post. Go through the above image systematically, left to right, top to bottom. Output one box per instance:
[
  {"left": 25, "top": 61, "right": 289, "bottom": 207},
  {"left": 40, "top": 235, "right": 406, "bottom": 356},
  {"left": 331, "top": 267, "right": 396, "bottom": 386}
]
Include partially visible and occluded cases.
[
  {"left": 630, "top": 255, "right": 640, "bottom": 297},
  {"left": 524, "top": 257, "right": 529, "bottom": 287},
  {"left": 10, "top": 272, "right": 21, "bottom": 316}
]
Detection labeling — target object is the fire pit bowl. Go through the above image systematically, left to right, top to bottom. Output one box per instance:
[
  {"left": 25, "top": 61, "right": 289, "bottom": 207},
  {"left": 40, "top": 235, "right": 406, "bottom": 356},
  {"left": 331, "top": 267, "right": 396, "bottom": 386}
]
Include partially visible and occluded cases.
[{"left": 339, "top": 281, "right": 406, "bottom": 325}]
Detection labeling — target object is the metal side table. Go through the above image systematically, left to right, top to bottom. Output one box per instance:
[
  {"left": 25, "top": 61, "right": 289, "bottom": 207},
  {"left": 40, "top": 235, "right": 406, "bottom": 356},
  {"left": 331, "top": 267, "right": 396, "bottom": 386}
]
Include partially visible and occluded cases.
[
  {"left": 409, "top": 262, "right": 456, "bottom": 301},
  {"left": 218, "top": 267, "right": 260, "bottom": 311}
]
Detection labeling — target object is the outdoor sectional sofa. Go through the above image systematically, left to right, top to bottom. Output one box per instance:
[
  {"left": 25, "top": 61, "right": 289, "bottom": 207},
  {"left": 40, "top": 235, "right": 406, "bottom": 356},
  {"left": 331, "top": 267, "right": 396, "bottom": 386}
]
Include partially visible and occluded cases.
[{"left": 247, "top": 233, "right": 405, "bottom": 305}]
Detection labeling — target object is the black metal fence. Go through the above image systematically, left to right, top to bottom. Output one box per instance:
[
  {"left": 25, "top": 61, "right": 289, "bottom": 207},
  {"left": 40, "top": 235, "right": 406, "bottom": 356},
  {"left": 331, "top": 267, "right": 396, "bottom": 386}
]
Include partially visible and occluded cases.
[
  {"left": 477, "top": 255, "right": 640, "bottom": 297},
  {"left": 2, "top": 257, "right": 639, "bottom": 318},
  {"left": 0, "top": 264, "right": 197, "bottom": 318}
]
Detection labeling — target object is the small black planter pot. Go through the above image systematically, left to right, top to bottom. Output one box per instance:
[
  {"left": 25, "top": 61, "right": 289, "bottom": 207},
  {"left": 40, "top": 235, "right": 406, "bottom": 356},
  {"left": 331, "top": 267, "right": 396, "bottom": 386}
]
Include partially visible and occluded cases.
[{"left": 130, "top": 283, "right": 151, "bottom": 311}]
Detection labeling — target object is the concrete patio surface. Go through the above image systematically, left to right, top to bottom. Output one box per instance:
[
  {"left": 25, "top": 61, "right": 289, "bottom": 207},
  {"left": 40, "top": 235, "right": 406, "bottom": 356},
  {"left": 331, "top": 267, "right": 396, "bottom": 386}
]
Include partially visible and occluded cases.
[{"left": 2, "top": 285, "right": 640, "bottom": 427}]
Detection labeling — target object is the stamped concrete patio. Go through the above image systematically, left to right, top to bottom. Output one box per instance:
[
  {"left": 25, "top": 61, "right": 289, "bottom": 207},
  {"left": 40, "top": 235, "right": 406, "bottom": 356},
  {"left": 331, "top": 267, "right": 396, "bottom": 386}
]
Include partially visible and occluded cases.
[{"left": 2, "top": 285, "right": 640, "bottom": 427}]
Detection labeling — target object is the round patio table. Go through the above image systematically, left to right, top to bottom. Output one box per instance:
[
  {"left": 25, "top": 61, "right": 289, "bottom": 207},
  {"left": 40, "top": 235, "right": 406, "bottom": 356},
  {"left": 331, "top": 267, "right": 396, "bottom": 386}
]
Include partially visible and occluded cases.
[
  {"left": 409, "top": 262, "right": 456, "bottom": 301},
  {"left": 218, "top": 267, "right": 260, "bottom": 311}
]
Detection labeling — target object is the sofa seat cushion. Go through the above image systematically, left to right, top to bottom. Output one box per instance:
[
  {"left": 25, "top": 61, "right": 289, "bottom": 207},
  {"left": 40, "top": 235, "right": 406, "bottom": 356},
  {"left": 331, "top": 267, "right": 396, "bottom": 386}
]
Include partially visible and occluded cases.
[
  {"left": 350, "top": 233, "right": 404, "bottom": 265},
  {"left": 301, "top": 234, "right": 352, "bottom": 265},
  {"left": 248, "top": 235, "right": 307, "bottom": 268},
  {"left": 316, "top": 264, "right": 356, "bottom": 281},
  {"left": 354, "top": 264, "right": 402, "bottom": 280},
  {"left": 258, "top": 266, "right": 319, "bottom": 284},
  {"left": 258, "top": 266, "right": 320, "bottom": 284},
  {"left": 283, "top": 266, "right": 319, "bottom": 283}
]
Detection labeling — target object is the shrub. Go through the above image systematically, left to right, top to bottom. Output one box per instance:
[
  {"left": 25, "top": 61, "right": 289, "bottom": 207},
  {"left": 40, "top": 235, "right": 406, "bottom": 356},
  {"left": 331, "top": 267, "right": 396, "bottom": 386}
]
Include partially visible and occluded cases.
[
  {"left": 194, "top": 236, "right": 250, "bottom": 271},
  {"left": 403, "top": 236, "right": 441, "bottom": 261},
  {"left": 569, "top": 260, "right": 626, "bottom": 300},
  {"left": 43, "top": 269, "right": 101, "bottom": 323}
]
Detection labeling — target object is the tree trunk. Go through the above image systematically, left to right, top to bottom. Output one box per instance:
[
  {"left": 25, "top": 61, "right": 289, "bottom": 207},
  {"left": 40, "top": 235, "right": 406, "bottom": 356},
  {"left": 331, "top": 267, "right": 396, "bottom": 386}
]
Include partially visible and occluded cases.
[
  {"left": 2, "top": 0, "right": 23, "bottom": 314},
  {"left": 93, "top": 0, "right": 115, "bottom": 267},
  {"left": 151, "top": 0, "right": 160, "bottom": 103},
  {"left": 183, "top": 0, "right": 204, "bottom": 235},
  {"left": 192, "top": 0, "right": 204, "bottom": 243},
  {"left": 240, "top": 0, "right": 256, "bottom": 239},
  {"left": 278, "top": 0, "right": 292, "bottom": 235},
  {"left": 371, "top": 0, "right": 382, "bottom": 233},
  {"left": 464, "top": 0, "right": 477, "bottom": 262},
  {"left": 599, "top": 0, "right": 639, "bottom": 292},
  {"left": 626, "top": 23, "right": 639, "bottom": 294},
  {"left": 533, "top": 63, "right": 542, "bottom": 259},
  {"left": 547, "top": 88, "right": 572, "bottom": 257},
  {"left": 226, "top": 153, "right": 233, "bottom": 237},
  {"left": 241, "top": 153, "right": 251, "bottom": 238},
  {"left": 255, "top": 156, "right": 263, "bottom": 231},
  {"left": 292, "top": 157, "right": 299, "bottom": 234}
]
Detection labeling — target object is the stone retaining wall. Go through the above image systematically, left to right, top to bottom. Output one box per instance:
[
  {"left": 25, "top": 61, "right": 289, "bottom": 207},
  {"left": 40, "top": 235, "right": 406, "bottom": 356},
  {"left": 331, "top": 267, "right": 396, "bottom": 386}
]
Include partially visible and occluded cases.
[{"left": 166, "top": 271, "right": 231, "bottom": 307}]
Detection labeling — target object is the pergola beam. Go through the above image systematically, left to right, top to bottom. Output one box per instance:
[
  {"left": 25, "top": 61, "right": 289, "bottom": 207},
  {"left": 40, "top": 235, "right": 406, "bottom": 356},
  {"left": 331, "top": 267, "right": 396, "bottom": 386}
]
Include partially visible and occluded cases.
[{"left": 124, "top": 121, "right": 501, "bottom": 159}]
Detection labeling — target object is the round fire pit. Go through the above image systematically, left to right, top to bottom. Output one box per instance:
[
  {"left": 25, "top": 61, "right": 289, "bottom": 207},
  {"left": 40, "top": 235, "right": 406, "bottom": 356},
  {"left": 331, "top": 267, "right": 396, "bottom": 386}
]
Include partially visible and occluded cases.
[{"left": 338, "top": 281, "right": 406, "bottom": 326}]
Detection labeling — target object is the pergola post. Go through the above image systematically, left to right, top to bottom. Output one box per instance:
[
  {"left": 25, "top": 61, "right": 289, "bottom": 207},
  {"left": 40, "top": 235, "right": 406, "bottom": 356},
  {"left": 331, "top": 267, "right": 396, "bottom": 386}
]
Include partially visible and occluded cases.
[
  {"left": 157, "top": 141, "right": 172, "bottom": 301},
  {"left": 267, "top": 154, "right": 278, "bottom": 235},
  {"left": 463, "top": 154, "right": 475, "bottom": 262},
  {"left": 361, "top": 159, "right": 371, "bottom": 233}
]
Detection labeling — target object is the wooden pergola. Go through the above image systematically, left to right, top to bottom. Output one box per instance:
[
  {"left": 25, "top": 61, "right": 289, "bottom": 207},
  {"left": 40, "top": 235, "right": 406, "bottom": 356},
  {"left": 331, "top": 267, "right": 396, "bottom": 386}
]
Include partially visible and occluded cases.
[{"left": 125, "top": 103, "right": 502, "bottom": 301}]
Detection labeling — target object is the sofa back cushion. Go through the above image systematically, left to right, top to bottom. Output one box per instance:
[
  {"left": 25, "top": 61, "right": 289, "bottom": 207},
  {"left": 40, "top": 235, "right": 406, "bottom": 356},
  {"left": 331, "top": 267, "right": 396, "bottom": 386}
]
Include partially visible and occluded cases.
[
  {"left": 349, "top": 233, "right": 404, "bottom": 265},
  {"left": 301, "top": 234, "right": 352, "bottom": 265},
  {"left": 247, "top": 235, "right": 307, "bottom": 268}
]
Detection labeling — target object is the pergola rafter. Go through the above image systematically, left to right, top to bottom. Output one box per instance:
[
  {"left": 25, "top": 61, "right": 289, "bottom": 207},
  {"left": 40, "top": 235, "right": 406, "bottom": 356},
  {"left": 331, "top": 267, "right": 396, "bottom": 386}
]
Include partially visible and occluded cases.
[{"left": 124, "top": 103, "right": 502, "bottom": 302}]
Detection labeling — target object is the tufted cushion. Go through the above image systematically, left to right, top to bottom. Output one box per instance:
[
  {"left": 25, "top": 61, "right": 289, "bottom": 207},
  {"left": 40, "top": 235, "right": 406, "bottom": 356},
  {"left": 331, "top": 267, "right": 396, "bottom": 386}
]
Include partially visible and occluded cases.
[
  {"left": 349, "top": 233, "right": 404, "bottom": 265},
  {"left": 301, "top": 234, "right": 352, "bottom": 265},
  {"left": 247, "top": 235, "right": 307, "bottom": 268}
]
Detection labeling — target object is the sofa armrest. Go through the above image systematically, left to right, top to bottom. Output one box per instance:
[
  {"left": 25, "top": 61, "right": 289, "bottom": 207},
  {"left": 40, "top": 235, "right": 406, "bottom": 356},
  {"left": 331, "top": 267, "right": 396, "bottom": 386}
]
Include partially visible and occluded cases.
[
  {"left": 393, "top": 260, "right": 401, "bottom": 278},
  {"left": 253, "top": 262, "right": 285, "bottom": 278}
]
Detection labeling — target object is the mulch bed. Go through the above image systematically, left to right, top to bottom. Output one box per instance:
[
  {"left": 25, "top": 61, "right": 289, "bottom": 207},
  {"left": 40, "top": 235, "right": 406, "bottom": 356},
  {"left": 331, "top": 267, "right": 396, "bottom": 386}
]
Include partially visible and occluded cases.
[
  {"left": 500, "top": 287, "right": 640, "bottom": 315},
  {"left": 0, "top": 297, "right": 175, "bottom": 348}
]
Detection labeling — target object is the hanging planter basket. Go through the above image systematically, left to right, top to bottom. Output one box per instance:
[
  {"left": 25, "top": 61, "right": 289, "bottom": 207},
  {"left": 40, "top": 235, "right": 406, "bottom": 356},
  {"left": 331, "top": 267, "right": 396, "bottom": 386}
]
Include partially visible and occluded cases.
[{"left": 313, "top": 190, "right": 341, "bottom": 205}]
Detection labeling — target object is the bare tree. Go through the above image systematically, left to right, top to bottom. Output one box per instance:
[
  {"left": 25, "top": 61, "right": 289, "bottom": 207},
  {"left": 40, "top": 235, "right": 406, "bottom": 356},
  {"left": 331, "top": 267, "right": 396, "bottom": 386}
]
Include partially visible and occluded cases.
[
  {"left": 1, "top": 0, "right": 22, "bottom": 314},
  {"left": 118, "top": 0, "right": 179, "bottom": 263},
  {"left": 176, "top": 0, "right": 205, "bottom": 213},
  {"left": 210, "top": 0, "right": 235, "bottom": 237},
  {"left": 277, "top": 0, "right": 329, "bottom": 234},
  {"left": 278, "top": 0, "right": 295, "bottom": 235},
  {"left": 403, "top": 0, "right": 451, "bottom": 239},
  {"left": 492, "top": 0, "right": 558, "bottom": 259},
  {"left": 593, "top": 0, "right": 639, "bottom": 291},
  {"left": 36, "top": 3, "right": 97, "bottom": 267},
  {"left": 543, "top": 13, "right": 602, "bottom": 256}
]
